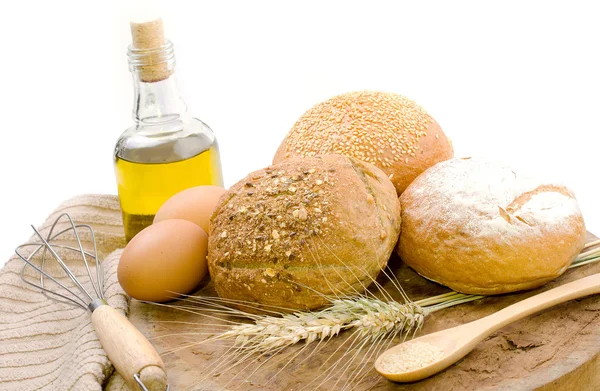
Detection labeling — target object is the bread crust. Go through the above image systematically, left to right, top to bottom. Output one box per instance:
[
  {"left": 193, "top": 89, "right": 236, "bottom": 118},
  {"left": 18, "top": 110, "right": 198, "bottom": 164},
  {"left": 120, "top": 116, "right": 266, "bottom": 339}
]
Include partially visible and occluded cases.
[
  {"left": 273, "top": 91, "right": 453, "bottom": 194},
  {"left": 208, "top": 154, "right": 401, "bottom": 311},
  {"left": 397, "top": 157, "right": 587, "bottom": 295}
]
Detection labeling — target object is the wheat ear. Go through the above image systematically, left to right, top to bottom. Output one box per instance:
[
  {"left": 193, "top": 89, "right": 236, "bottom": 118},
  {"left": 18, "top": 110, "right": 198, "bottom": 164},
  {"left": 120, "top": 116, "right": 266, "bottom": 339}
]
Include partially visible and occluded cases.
[
  {"left": 153, "top": 240, "right": 600, "bottom": 391},
  {"left": 218, "top": 297, "right": 425, "bottom": 353}
]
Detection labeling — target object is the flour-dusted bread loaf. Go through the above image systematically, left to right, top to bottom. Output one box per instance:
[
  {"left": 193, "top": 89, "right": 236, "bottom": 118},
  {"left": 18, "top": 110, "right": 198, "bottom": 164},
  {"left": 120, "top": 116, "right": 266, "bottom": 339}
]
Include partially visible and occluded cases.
[
  {"left": 273, "top": 91, "right": 454, "bottom": 194},
  {"left": 208, "top": 154, "right": 401, "bottom": 311},
  {"left": 398, "top": 157, "right": 587, "bottom": 295}
]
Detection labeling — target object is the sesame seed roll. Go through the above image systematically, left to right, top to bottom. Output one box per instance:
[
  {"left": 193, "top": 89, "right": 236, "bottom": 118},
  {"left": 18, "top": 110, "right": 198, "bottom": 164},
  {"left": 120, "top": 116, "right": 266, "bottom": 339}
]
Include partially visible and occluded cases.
[{"left": 273, "top": 91, "right": 454, "bottom": 194}]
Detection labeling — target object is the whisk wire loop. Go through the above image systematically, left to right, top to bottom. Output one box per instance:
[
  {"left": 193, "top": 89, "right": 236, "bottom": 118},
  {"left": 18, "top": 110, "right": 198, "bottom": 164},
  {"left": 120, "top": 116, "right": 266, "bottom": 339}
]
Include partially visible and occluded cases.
[
  {"left": 14, "top": 213, "right": 105, "bottom": 310},
  {"left": 44, "top": 213, "right": 104, "bottom": 300},
  {"left": 32, "top": 224, "right": 96, "bottom": 304},
  {"left": 33, "top": 225, "right": 95, "bottom": 304},
  {"left": 18, "top": 252, "right": 90, "bottom": 309},
  {"left": 134, "top": 373, "right": 170, "bottom": 391}
]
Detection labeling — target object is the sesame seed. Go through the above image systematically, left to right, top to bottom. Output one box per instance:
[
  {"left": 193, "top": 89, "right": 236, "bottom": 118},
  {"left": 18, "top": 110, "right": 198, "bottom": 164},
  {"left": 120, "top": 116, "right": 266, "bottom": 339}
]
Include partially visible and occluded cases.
[{"left": 298, "top": 207, "right": 308, "bottom": 220}]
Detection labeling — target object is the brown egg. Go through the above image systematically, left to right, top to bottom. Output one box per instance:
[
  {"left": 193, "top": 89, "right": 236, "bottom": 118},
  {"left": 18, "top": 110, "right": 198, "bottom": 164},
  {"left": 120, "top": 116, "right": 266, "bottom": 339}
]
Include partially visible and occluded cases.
[
  {"left": 154, "top": 185, "right": 227, "bottom": 234},
  {"left": 118, "top": 219, "right": 208, "bottom": 302}
]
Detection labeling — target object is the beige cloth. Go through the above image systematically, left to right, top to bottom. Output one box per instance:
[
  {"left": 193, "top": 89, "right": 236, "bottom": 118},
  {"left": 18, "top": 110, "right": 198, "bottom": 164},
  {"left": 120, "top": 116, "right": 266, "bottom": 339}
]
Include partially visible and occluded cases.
[{"left": 0, "top": 195, "right": 133, "bottom": 391}]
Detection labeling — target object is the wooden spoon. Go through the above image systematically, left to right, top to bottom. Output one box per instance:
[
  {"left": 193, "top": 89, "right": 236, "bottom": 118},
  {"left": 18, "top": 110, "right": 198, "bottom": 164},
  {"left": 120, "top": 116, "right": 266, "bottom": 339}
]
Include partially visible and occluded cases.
[{"left": 375, "top": 272, "right": 600, "bottom": 383}]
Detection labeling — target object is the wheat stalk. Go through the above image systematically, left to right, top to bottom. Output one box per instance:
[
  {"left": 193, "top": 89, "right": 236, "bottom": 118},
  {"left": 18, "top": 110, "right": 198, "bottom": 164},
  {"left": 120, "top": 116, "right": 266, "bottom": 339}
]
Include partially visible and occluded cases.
[
  {"left": 154, "top": 240, "right": 600, "bottom": 391},
  {"left": 210, "top": 241, "right": 600, "bottom": 353},
  {"left": 219, "top": 297, "right": 425, "bottom": 353}
]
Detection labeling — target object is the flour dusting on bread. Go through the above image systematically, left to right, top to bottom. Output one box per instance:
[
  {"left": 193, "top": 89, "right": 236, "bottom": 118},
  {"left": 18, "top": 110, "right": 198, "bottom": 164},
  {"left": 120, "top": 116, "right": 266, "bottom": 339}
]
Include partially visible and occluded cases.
[
  {"left": 398, "top": 157, "right": 586, "bottom": 295},
  {"left": 407, "top": 157, "right": 580, "bottom": 238}
]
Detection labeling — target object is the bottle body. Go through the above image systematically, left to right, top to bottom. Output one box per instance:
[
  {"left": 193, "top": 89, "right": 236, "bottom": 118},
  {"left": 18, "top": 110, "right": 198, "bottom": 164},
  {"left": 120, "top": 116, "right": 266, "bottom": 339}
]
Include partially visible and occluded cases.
[{"left": 114, "top": 119, "right": 223, "bottom": 241}]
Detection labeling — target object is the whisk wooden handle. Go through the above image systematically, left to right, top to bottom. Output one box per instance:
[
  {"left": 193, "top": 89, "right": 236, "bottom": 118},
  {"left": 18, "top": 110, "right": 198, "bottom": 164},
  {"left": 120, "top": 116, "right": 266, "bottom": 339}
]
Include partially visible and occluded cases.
[{"left": 91, "top": 305, "right": 167, "bottom": 391}]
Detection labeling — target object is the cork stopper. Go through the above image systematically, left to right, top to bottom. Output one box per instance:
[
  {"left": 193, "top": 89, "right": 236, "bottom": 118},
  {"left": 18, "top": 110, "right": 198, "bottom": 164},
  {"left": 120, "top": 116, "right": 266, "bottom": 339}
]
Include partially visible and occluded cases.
[
  {"left": 129, "top": 19, "right": 172, "bottom": 83},
  {"left": 131, "top": 19, "right": 165, "bottom": 50}
]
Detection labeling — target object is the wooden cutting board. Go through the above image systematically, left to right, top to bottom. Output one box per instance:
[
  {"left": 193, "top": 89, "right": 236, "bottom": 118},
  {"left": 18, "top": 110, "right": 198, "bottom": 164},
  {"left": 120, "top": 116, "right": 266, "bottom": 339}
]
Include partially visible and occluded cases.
[{"left": 129, "top": 232, "right": 600, "bottom": 391}]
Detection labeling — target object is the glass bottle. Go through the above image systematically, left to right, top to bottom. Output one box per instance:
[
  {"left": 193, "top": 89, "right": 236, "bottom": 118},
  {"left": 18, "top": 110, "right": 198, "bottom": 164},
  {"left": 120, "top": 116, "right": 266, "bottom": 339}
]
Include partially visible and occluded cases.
[{"left": 114, "top": 20, "right": 223, "bottom": 242}]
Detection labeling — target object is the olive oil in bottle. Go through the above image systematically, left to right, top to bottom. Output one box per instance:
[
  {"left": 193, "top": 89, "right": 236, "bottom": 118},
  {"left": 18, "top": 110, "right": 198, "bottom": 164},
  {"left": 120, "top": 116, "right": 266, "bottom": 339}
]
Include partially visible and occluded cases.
[{"left": 114, "top": 19, "right": 223, "bottom": 242}]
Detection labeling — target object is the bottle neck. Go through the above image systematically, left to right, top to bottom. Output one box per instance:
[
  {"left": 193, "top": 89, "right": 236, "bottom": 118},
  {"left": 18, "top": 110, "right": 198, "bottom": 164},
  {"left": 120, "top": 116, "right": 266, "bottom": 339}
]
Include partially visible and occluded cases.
[
  {"left": 128, "top": 40, "right": 187, "bottom": 125},
  {"left": 132, "top": 72, "right": 188, "bottom": 124}
]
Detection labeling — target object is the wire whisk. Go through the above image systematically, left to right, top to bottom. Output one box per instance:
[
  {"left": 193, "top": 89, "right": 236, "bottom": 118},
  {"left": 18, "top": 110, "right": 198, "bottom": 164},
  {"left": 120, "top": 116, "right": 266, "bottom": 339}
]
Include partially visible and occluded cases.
[
  {"left": 15, "top": 213, "right": 169, "bottom": 391},
  {"left": 16, "top": 213, "right": 105, "bottom": 310}
]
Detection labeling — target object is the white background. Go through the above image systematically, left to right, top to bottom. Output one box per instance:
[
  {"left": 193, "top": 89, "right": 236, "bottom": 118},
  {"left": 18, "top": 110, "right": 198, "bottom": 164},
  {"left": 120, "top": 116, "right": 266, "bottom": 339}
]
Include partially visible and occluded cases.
[{"left": 0, "top": 1, "right": 599, "bottom": 268}]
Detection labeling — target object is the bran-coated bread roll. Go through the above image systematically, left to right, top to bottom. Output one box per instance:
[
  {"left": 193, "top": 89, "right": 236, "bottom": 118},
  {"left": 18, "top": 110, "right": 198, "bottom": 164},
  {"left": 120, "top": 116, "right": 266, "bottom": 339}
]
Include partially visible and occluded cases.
[
  {"left": 273, "top": 91, "right": 454, "bottom": 194},
  {"left": 208, "top": 154, "right": 401, "bottom": 311},
  {"left": 398, "top": 157, "right": 587, "bottom": 295}
]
